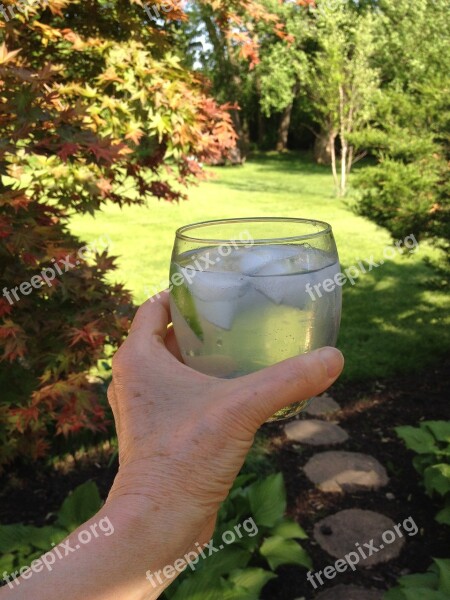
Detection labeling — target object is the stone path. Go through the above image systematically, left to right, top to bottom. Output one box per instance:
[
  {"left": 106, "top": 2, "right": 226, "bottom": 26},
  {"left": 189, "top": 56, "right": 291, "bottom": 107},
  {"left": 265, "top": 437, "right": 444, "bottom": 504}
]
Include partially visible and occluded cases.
[
  {"left": 284, "top": 393, "right": 400, "bottom": 597},
  {"left": 303, "top": 394, "right": 341, "bottom": 417},
  {"left": 284, "top": 419, "right": 349, "bottom": 446},
  {"left": 303, "top": 451, "right": 388, "bottom": 493},
  {"left": 314, "top": 509, "right": 404, "bottom": 565}
]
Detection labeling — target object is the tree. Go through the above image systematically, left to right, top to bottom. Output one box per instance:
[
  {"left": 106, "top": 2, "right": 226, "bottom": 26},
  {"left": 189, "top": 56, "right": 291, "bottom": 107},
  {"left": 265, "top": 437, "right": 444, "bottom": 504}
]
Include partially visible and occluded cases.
[
  {"left": 0, "top": 0, "right": 238, "bottom": 467},
  {"left": 180, "top": 0, "right": 295, "bottom": 154},
  {"left": 353, "top": 0, "right": 450, "bottom": 265},
  {"left": 256, "top": 1, "right": 309, "bottom": 152},
  {"left": 304, "top": 3, "right": 379, "bottom": 195}
]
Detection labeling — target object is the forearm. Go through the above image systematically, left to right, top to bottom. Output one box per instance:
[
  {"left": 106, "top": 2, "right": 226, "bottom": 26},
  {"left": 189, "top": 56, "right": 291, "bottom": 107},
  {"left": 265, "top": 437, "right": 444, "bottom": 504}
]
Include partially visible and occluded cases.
[{"left": 0, "top": 499, "right": 172, "bottom": 600}]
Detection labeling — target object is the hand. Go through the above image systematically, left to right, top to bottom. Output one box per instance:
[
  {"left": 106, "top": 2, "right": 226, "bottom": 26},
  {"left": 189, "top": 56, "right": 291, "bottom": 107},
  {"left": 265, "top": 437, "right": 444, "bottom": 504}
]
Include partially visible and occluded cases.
[{"left": 105, "top": 291, "right": 344, "bottom": 585}]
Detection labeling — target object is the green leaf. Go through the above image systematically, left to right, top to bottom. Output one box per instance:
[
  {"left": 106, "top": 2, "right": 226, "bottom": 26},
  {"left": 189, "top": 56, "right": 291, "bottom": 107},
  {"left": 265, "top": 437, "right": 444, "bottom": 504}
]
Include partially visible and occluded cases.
[
  {"left": 425, "top": 422, "right": 450, "bottom": 443},
  {"left": 395, "top": 426, "right": 439, "bottom": 455},
  {"left": 423, "top": 464, "right": 450, "bottom": 497},
  {"left": 248, "top": 473, "right": 286, "bottom": 527},
  {"left": 55, "top": 481, "right": 102, "bottom": 531},
  {"left": 435, "top": 504, "right": 450, "bottom": 526},
  {"left": 271, "top": 519, "right": 308, "bottom": 540},
  {"left": 0, "top": 524, "right": 36, "bottom": 554},
  {"left": 28, "top": 526, "right": 67, "bottom": 550},
  {"left": 259, "top": 535, "right": 312, "bottom": 570},
  {"left": 193, "top": 547, "right": 251, "bottom": 578},
  {"left": 0, "top": 552, "right": 15, "bottom": 573},
  {"left": 434, "top": 558, "right": 450, "bottom": 595},
  {"left": 229, "top": 568, "right": 276, "bottom": 596},
  {"left": 394, "top": 571, "right": 438, "bottom": 590},
  {"left": 170, "top": 572, "right": 231, "bottom": 600},
  {"left": 220, "top": 584, "right": 259, "bottom": 600}
]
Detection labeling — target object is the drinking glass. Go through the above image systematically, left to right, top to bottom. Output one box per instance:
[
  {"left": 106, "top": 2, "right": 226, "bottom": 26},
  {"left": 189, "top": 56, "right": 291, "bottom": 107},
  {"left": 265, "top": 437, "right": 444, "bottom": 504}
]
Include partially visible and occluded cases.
[{"left": 169, "top": 218, "right": 342, "bottom": 421}]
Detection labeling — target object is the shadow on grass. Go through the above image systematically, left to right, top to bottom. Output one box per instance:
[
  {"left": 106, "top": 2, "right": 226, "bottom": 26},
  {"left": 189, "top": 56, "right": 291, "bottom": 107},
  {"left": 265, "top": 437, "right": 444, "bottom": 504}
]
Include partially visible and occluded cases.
[
  {"left": 248, "top": 151, "right": 327, "bottom": 173},
  {"left": 209, "top": 153, "right": 334, "bottom": 196},
  {"left": 338, "top": 258, "right": 449, "bottom": 382}
]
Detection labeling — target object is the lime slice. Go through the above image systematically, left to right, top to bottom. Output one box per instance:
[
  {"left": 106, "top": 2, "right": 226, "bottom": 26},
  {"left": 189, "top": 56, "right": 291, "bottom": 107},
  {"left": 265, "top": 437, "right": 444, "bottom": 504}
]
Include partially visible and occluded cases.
[{"left": 170, "top": 264, "right": 204, "bottom": 341}]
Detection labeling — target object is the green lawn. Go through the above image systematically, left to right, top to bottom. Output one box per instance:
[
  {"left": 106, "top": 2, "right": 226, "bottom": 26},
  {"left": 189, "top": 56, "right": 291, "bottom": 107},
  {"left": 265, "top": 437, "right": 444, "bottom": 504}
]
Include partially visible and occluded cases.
[{"left": 70, "top": 153, "right": 450, "bottom": 382}]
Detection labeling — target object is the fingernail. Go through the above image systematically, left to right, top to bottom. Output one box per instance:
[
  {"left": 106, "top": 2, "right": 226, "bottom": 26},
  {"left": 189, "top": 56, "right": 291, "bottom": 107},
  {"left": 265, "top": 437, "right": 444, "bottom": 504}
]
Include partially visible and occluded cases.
[{"left": 319, "top": 347, "right": 344, "bottom": 379}]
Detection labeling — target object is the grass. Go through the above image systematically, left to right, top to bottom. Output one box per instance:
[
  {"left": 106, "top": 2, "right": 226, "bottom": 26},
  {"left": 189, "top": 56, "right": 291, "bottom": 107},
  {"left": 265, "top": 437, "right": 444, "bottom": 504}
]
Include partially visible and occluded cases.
[{"left": 70, "top": 152, "right": 450, "bottom": 382}]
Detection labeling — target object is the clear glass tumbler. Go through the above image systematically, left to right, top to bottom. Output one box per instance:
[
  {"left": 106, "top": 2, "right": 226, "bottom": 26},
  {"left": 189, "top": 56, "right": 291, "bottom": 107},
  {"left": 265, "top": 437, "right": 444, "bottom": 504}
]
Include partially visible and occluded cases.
[{"left": 169, "top": 217, "right": 342, "bottom": 421}]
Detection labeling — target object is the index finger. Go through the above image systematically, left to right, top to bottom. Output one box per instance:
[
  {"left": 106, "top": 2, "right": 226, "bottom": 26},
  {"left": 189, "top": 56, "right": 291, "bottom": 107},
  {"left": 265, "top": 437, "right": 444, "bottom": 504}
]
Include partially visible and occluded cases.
[{"left": 128, "top": 290, "right": 171, "bottom": 345}]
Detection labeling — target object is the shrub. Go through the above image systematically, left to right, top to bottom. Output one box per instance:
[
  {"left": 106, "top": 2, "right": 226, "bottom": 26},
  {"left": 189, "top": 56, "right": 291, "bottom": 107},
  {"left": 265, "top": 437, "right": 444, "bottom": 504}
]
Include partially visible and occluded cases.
[{"left": 0, "top": 1, "right": 237, "bottom": 467}]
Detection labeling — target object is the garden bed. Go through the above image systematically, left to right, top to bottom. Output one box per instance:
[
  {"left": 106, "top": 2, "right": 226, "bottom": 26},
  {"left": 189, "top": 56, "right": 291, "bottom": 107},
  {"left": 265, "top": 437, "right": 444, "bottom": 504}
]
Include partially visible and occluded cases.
[{"left": 1, "top": 358, "right": 449, "bottom": 598}]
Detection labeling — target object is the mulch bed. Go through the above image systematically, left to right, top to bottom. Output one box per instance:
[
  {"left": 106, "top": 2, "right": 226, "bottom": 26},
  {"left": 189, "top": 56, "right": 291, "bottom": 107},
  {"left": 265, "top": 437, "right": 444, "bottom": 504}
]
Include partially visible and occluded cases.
[{"left": 1, "top": 359, "right": 449, "bottom": 599}]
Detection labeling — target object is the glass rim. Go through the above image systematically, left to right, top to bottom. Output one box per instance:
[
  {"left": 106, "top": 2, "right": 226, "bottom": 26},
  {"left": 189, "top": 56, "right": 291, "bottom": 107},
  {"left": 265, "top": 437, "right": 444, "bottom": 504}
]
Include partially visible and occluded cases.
[{"left": 175, "top": 217, "right": 332, "bottom": 245}]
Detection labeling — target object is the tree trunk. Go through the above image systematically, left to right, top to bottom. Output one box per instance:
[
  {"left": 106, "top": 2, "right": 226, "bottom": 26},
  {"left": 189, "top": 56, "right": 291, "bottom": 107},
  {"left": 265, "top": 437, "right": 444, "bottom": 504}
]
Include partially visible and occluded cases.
[
  {"left": 255, "top": 75, "right": 265, "bottom": 148},
  {"left": 276, "top": 83, "right": 299, "bottom": 152},
  {"left": 276, "top": 104, "right": 293, "bottom": 152},
  {"left": 257, "top": 109, "right": 265, "bottom": 147},
  {"left": 314, "top": 131, "right": 333, "bottom": 165},
  {"left": 329, "top": 132, "right": 339, "bottom": 191},
  {"left": 340, "top": 137, "right": 348, "bottom": 196},
  {"left": 347, "top": 145, "right": 354, "bottom": 174}
]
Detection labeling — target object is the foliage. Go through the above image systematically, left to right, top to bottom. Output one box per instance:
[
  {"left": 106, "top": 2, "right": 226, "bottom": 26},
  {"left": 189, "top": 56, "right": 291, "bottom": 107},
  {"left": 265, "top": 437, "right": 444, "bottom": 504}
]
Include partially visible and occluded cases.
[
  {"left": 0, "top": 0, "right": 237, "bottom": 468},
  {"left": 217, "top": 0, "right": 381, "bottom": 189},
  {"left": 353, "top": 0, "right": 450, "bottom": 269},
  {"left": 396, "top": 421, "right": 450, "bottom": 526},
  {"left": 162, "top": 472, "right": 311, "bottom": 599},
  {"left": 0, "top": 481, "right": 102, "bottom": 575},
  {"left": 384, "top": 558, "right": 450, "bottom": 600}
]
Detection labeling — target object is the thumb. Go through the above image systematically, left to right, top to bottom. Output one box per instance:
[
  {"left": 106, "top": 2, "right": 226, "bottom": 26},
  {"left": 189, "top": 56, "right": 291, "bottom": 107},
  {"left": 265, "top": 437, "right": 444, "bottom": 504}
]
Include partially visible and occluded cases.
[{"left": 225, "top": 347, "right": 344, "bottom": 426}]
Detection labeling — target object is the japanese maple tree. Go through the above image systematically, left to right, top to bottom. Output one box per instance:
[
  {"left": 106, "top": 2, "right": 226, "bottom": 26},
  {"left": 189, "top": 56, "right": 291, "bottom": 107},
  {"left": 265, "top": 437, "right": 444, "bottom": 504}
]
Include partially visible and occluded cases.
[{"left": 0, "top": 0, "right": 240, "bottom": 467}]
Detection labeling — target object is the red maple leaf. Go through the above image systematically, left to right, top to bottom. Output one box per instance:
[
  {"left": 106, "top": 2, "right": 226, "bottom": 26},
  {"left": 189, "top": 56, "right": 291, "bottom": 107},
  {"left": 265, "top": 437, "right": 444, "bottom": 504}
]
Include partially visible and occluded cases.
[{"left": 58, "top": 142, "right": 79, "bottom": 162}]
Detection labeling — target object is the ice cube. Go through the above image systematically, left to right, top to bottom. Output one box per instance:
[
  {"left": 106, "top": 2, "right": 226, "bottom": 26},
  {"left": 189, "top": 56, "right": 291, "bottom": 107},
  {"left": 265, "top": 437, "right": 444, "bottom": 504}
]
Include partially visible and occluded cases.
[
  {"left": 240, "top": 245, "right": 300, "bottom": 276},
  {"left": 249, "top": 245, "right": 303, "bottom": 304},
  {"left": 252, "top": 247, "right": 338, "bottom": 307},
  {"left": 182, "top": 269, "right": 250, "bottom": 329},
  {"left": 184, "top": 269, "right": 249, "bottom": 301},
  {"left": 254, "top": 272, "right": 310, "bottom": 306},
  {"left": 193, "top": 298, "right": 235, "bottom": 330}
]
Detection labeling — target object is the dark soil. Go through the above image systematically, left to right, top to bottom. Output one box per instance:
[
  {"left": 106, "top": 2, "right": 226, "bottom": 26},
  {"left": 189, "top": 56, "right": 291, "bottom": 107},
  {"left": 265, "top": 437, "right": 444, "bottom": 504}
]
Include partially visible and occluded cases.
[
  {"left": 261, "top": 358, "right": 450, "bottom": 599},
  {"left": 1, "top": 359, "right": 449, "bottom": 599}
]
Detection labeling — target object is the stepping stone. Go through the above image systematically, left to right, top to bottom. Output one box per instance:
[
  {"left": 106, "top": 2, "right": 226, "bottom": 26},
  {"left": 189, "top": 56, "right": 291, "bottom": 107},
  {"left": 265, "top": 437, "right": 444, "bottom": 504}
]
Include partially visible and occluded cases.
[
  {"left": 304, "top": 395, "right": 341, "bottom": 417},
  {"left": 284, "top": 419, "right": 348, "bottom": 446},
  {"left": 303, "top": 451, "right": 389, "bottom": 493},
  {"left": 314, "top": 509, "right": 405, "bottom": 566},
  {"left": 314, "top": 585, "right": 384, "bottom": 600}
]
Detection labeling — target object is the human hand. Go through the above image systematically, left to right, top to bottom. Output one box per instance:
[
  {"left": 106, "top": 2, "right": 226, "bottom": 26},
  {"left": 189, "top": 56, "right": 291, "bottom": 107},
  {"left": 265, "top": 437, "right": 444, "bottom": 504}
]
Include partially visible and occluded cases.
[{"left": 105, "top": 291, "right": 344, "bottom": 586}]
